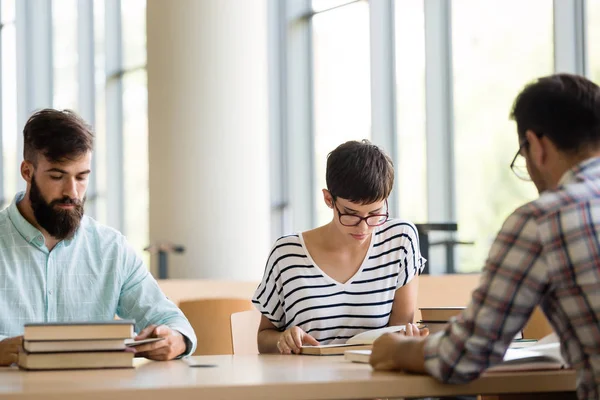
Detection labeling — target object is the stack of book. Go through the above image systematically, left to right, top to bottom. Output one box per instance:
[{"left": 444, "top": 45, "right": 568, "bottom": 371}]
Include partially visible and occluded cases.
[
  {"left": 418, "top": 306, "right": 465, "bottom": 334},
  {"left": 418, "top": 306, "right": 524, "bottom": 340},
  {"left": 18, "top": 320, "right": 136, "bottom": 370}
]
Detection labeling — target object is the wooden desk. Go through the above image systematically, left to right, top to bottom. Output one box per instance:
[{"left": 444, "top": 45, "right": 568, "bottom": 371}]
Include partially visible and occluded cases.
[{"left": 0, "top": 355, "right": 576, "bottom": 400}]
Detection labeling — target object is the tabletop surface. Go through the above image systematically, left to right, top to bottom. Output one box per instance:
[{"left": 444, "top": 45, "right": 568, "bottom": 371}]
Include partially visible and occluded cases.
[{"left": 0, "top": 354, "right": 577, "bottom": 400}]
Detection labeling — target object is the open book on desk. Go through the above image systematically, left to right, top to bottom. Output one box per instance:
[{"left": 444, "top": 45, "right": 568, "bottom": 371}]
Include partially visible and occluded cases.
[
  {"left": 301, "top": 325, "right": 412, "bottom": 356},
  {"left": 345, "top": 333, "right": 565, "bottom": 370},
  {"left": 487, "top": 333, "right": 566, "bottom": 372}
]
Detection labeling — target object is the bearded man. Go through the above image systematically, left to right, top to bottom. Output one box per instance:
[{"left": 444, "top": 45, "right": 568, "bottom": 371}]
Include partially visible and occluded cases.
[{"left": 0, "top": 109, "right": 196, "bottom": 365}]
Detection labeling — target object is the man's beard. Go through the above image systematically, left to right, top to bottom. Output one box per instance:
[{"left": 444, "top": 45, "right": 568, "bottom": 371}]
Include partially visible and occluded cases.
[{"left": 29, "top": 175, "right": 85, "bottom": 240}]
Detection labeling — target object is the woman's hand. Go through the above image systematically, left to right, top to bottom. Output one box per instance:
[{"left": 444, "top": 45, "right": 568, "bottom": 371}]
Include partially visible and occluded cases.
[
  {"left": 403, "top": 322, "right": 429, "bottom": 337},
  {"left": 277, "top": 326, "right": 319, "bottom": 354}
]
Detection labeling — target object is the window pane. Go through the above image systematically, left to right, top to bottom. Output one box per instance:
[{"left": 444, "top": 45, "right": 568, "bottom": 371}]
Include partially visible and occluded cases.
[
  {"left": 2, "top": 0, "right": 15, "bottom": 23},
  {"left": 52, "top": 0, "right": 78, "bottom": 110},
  {"left": 94, "top": 0, "right": 107, "bottom": 224},
  {"left": 121, "top": 0, "right": 146, "bottom": 69},
  {"left": 312, "top": 0, "right": 361, "bottom": 13},
  {"left": 394, "top": 0, "right": 427, "bottom": 223},
  {"left": 452, "top": 0, "right": 552, "bottom": 272},
  {"left": 589, "top": 0, "right": 600, "bottom": 84},
  {"left": 312, "top": 1, "right": 371, "bottom": 226},
  {"left": 1, "top": 21, "right": 17, "bottom": 208},
  {"left": 123, "top": 69, "right": 148, "bottom": 263}
]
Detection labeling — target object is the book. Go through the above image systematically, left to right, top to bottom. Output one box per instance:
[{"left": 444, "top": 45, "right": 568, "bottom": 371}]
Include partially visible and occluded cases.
[
  {"left": 419, "top": 307, "right": 465, "bottom": 322},
  {"left": 417, "top": 320, "right": 447, "bottom": 334},
  {"left": 417, "top": 320, "right": 524, "bottom": 342},
  {"left": 23, "top": 321, "right": 135, "bottom": 341},
  {"left": 300, "top": 325, "right": 409, "bottom": 356},
  {"left": 487, "top": 333, "right": 565, "bottom": 372},
  {"left": 344, "top": 336, "right": 555, "bottom": 366},
  {"left": 22, "top": 337, "right": 164, "bottom": 353},
  {"left": 344, "top": 349, "right": 371, "bottom": 363},
  {"left": 18, "top": 350, "right": 134, "bottom": 370}
]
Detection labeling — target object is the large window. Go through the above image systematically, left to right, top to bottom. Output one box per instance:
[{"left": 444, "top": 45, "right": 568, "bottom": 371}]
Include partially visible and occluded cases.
[
  {"left": 0, "top": 0, "right": 149, "bottom": 262},
  {"left": 1, "top": 0, "right": 17, "bottom": 209},
  {"left": 52, "top": 0, "right": 78, "bottom": 110},
  {"left": 121, "top": 0, "right": 148, "bottom": 264},
  {"left": 280, "top": 0, "right": 596, "bottom": 274},
  {"left": 452, "top": 0, "right": 552, "bottom": 271},
  {"left": 589, "top": 0, "right": 600, "bottom": 84},
  {"left": 312, "top": 1, "right": 371, "bottom": 226},
  {"left": 394, "top": 1, "right": 427, "bottom": 224}
]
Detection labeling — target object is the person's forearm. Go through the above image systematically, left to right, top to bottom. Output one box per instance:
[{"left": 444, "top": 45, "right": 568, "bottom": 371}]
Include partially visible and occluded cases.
[
  {"left": 388, "top": 311, "right": 415, "bottom": 326},
  {"left": 258, "top": 328, "right": 282, "bottom": 354},
  {"left": 400, "top": 338, "right": 427, "bottom": 373}
]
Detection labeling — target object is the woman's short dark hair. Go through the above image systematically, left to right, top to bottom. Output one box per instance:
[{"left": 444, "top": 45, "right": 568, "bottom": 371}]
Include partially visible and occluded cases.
[
  {"left": 510, "top": 74, "right": 600, "bottom": 153},
  {"left": 23, "top": 109, "right": 94, "bottom": 164},
  {"left": 326, "top": 140, "right": 394, "bottom": 204}
]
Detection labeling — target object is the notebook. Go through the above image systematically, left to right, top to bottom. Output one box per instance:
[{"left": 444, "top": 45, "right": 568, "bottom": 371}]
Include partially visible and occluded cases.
[{"left": 301, "top": 325, "right": 411, "bottom": 355}]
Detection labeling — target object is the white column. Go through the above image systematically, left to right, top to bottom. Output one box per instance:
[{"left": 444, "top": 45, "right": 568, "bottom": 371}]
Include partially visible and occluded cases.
[{"left": 147, "top": 0, "right": 271, "bottom": 281}]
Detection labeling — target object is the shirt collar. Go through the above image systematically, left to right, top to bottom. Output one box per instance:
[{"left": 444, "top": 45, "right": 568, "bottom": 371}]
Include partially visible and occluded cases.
[
  {"left": 557, "top": 156, "right": 600, "bottom": 187},
  {"left": 7, "top": 191, "right": 79, "bottom": 248}
]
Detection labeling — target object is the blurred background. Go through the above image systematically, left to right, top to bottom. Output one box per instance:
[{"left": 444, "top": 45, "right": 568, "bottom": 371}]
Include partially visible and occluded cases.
[{"left": 0, "top": 0, "right": 599, "bottom": 280}]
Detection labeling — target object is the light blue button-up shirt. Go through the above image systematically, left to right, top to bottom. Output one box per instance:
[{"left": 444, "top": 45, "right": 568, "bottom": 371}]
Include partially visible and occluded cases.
[{"left": 0, "top": 192, "right": 197, "bottom": 355}]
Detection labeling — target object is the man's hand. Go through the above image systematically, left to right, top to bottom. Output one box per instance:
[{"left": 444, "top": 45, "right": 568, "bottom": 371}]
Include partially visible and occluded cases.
[
  {"left": 133, "top": 325, "right": 187, "bottom": 361},
  {"left": 277, "top": 326, "right": 319, "bottom": 354},
  {"left": 369, "top": 332, "right": 412, "bottom": 371},
  {"left": 370, "top": 332, "right": 427, "bottom": 373},
  {"left": 0, "top": 336, "right": 23, "bottom": 366}
]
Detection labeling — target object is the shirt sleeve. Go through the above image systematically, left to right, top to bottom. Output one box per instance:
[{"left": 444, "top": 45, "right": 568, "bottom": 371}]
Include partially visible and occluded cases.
[
  {"left": 423, "top": 207, "right": 549, "bottom": 383},
  {"left": 397, "top": 222, "right": 427, "bottom": 289},
  {"left": 116, "top": 236, "right": 197, "bottom": 356},
  {"left": 252, "top": 243, "right": 286, "bottom": 329}
]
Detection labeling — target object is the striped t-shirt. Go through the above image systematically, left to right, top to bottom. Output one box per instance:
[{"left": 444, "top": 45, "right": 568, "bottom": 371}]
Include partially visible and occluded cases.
[{"left": 252, "top": 219, "right": 426, "bottom": 344}]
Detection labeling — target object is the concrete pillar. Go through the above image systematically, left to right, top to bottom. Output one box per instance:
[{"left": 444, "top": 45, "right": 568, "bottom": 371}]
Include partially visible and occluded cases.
[{"left": 147, "top": 0, "right": 270, "bottom": 280}]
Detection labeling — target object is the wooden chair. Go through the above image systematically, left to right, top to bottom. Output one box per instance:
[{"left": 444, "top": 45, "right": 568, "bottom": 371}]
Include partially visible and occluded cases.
[
  {"left": 416, "top": 274, "right": 481, "bottom": 320},
  {"left": 157, "top": 279, "right": 259, "bottom": 306},
  {"left": 178, "top": 298, "right": 254, "bottom": 355},
  {"left": 522, "top": 306, "right": 553, "bottom": 339},
  {"left": 230, "top": 309, "right": 262, "bottom": 355}
]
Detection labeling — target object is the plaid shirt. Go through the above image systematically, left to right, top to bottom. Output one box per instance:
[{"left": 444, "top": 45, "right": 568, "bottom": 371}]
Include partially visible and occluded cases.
[{"left": 424, "top": 157, "right": 600, "bottom": 400}]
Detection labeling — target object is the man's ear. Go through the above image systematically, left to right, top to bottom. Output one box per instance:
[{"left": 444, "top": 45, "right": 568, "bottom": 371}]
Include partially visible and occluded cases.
[
  {"left": 525, "top": 130, "right": 546, "bottom": 167},
  {"left": 20, "top": 161, "right": 34, "bottom": 183},
  {"left": 322, "top": 189, "right": 334, "bottom": 209}
]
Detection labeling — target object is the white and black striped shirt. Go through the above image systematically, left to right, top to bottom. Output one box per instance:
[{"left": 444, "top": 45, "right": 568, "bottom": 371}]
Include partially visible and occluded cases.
[{"left": 252, "top": 219, "right": 426, "bottom": 344}]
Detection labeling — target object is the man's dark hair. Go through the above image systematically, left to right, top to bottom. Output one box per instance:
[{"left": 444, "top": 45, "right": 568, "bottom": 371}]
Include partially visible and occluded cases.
[
  {"left": 510, "top": 74, "right": 600, "bottom": 153},
  {"left": 23, "top": 109, "right": 94, "bottom": 164},
  {"left": 326, "top": 140, "right": 394, "bottom": 204}
]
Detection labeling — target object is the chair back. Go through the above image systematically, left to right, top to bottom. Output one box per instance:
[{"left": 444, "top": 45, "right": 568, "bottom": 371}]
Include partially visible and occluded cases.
[
  {"left": 416, "top": 274, "right": 481, "bottom": 320},
  {"left": 178, "top": 298, "right": 254, "bottom": 355},
  {"left": 522, "top": 306, "right": 553, "bottom": 340},
  {"left": 230, "top": 309, "right": 262, "bottom": 355}
]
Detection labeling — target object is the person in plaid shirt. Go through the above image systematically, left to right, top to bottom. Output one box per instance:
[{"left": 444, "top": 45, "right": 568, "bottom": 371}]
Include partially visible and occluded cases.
[{"left": 369, "top": 73, "right": 600, "bottom": 400}]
